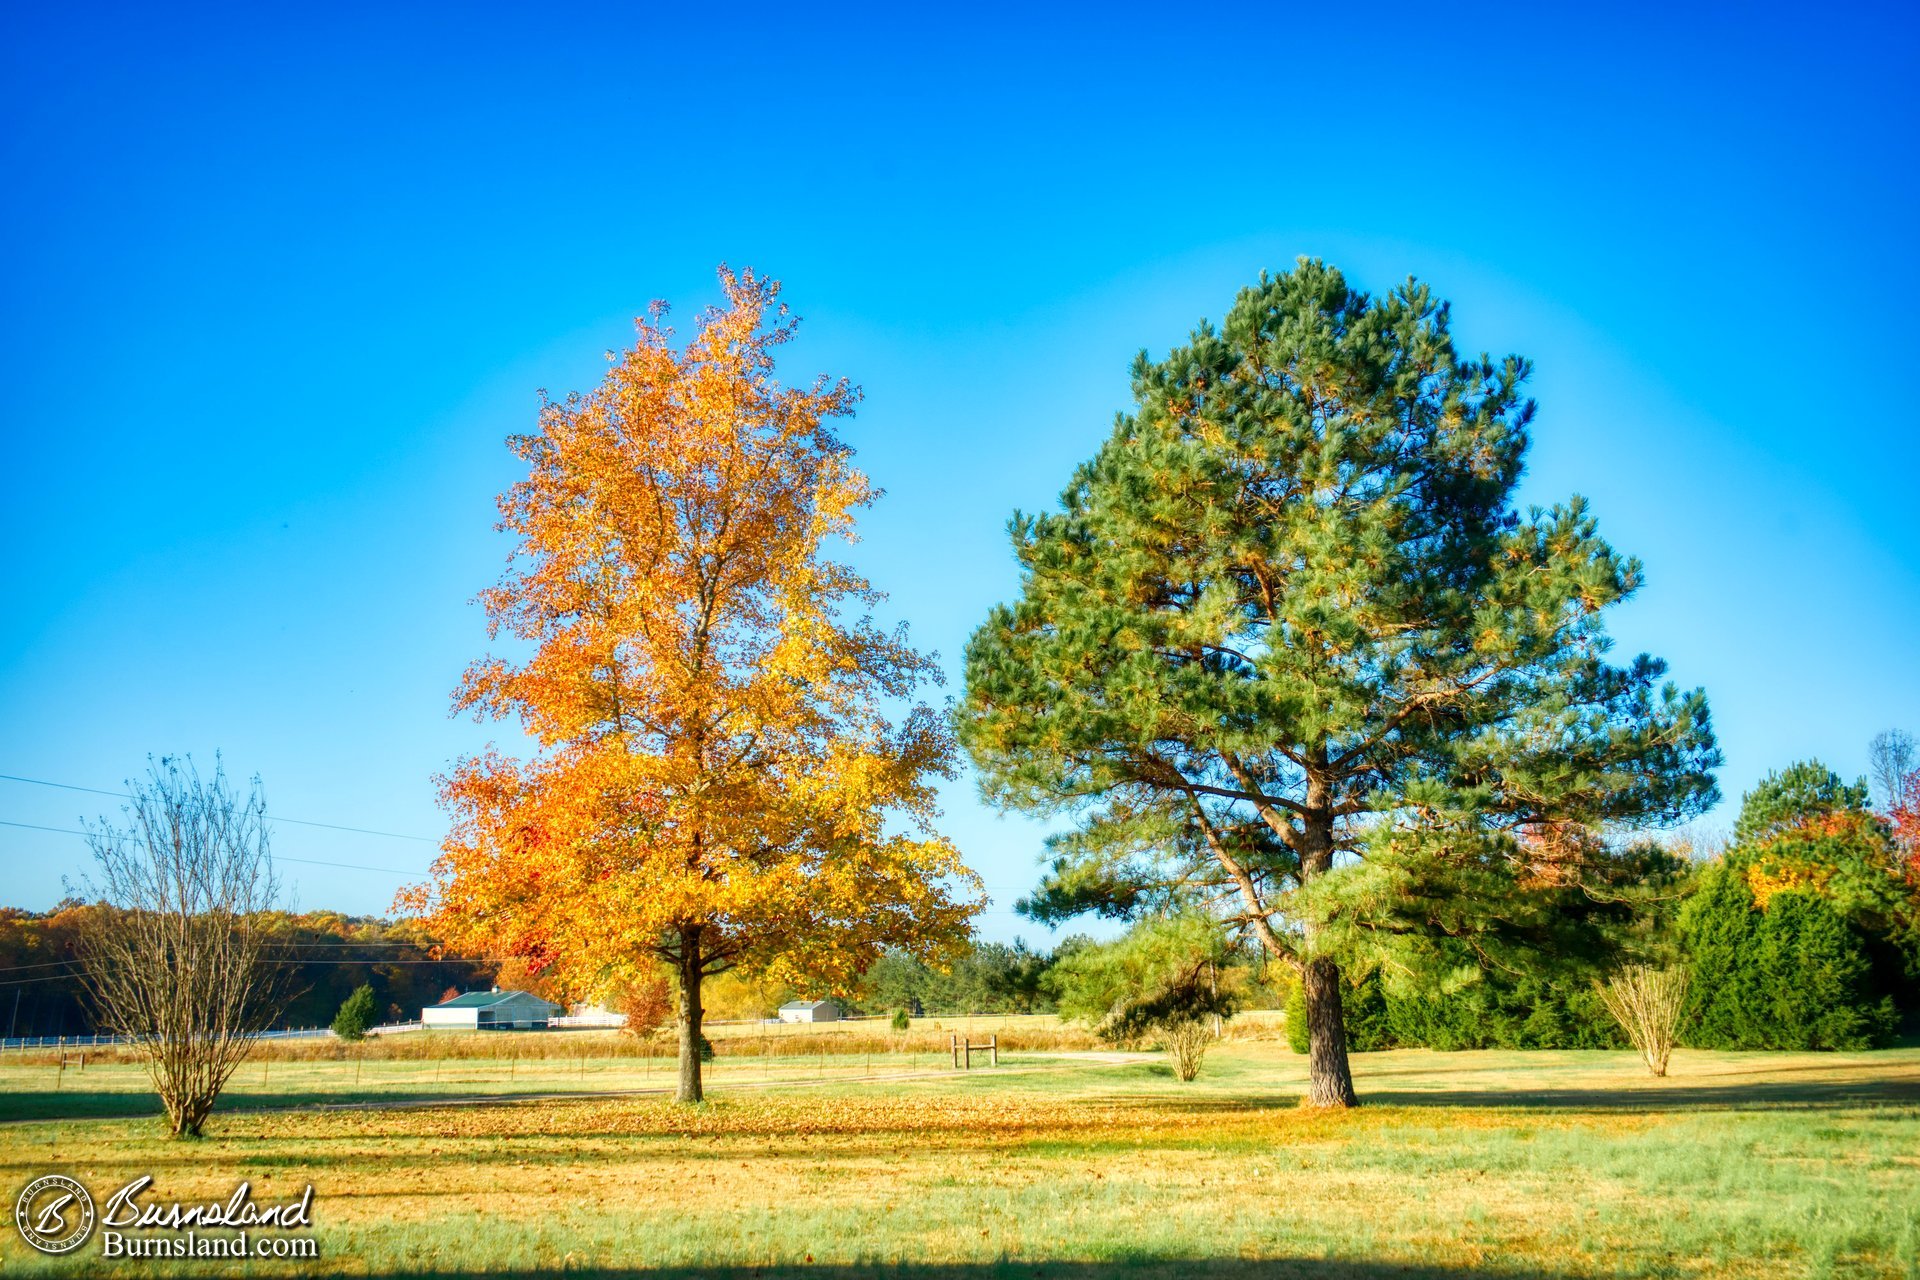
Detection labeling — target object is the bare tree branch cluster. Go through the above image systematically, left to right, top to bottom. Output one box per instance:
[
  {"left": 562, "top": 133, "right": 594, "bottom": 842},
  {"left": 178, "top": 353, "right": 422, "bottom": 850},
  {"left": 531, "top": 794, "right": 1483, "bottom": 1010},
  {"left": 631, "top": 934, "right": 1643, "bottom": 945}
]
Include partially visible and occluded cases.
[
  {"left": 76, "top": 756, "right": 287, "bottom": 1136},
  {"left": 1596, "top": 964, "right": 1689, "bottom": 1078}
]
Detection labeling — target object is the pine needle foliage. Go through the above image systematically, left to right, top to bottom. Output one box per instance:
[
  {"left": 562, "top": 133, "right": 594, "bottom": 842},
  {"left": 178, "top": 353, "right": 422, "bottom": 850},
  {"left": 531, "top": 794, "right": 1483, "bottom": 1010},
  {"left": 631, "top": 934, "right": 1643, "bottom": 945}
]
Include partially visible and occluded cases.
[
  {"left": 959, "top": 260, "right": 1721, "bottom": 1106},
  {"left": 331, "top": 983, "right": 377, "bottom": 1042}
]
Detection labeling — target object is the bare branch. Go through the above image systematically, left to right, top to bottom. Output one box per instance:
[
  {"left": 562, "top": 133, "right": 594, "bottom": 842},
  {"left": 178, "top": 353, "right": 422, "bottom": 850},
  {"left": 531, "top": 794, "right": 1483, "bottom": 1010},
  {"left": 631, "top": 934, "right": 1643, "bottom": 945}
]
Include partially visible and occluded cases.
[{"left": 74, "top": 755, "right": 288, "bottom": 1137}]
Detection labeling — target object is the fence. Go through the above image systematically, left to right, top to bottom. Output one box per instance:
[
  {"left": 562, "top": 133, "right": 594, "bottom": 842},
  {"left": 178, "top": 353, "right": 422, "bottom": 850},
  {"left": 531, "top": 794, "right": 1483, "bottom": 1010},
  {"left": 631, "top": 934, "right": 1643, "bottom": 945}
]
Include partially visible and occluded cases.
[
  {"left": 1, "top": 1010, "right": 1152, "bottom": 1054},
  {"left": 1, "top": 1020, "right": 426, "bottom": 1052},
  {"left": 951, "top": 1033, "right": 999, "bottom": 1069}
]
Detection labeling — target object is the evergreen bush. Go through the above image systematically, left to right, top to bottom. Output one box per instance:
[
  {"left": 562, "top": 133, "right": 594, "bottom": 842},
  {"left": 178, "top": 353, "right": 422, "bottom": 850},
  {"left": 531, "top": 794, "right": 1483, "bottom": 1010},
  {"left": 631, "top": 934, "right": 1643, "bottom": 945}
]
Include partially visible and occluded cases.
[
  {"left": 1681, "top": 860, "right": 1896, "bottom": 1050},
  {"left": 1286, "top": 967, "right": 1622, "bottom": 1053},
  {"left": 331, "top": 983, "right": 377, "bottom": 1042}
]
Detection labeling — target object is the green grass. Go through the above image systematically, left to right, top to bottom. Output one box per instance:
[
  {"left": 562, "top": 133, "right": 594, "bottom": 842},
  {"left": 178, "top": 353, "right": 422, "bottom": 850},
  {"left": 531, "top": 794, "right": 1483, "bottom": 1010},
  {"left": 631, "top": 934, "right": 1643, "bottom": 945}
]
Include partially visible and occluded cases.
[{"left": 2, "top": 1043, "right": 1916, "bottom": 1278}]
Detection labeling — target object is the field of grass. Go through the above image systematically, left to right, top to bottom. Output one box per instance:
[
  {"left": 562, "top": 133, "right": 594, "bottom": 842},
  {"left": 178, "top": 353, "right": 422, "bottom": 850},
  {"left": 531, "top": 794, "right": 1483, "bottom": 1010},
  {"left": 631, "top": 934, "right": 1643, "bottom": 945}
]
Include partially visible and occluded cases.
[
  {"left": 0, "top": 1017, "right": 1288, "bottom": 1121},
  {"left": 0, "top": 1040, "right": 1061, "bottom": 1123},
  {"left": 2, "top": 1041, "right": 1917, "bottom": 1278}
]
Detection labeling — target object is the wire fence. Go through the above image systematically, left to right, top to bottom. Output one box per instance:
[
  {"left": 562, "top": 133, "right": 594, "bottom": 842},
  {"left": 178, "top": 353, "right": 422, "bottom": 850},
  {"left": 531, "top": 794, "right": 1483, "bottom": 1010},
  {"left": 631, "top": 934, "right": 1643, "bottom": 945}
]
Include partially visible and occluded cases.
[
  {"left": 0, "top": 1012, "right": 1119, "bottom": 1053},
  {"left": 0, "top": 1020, "right": 425, "bottom": 1052}
]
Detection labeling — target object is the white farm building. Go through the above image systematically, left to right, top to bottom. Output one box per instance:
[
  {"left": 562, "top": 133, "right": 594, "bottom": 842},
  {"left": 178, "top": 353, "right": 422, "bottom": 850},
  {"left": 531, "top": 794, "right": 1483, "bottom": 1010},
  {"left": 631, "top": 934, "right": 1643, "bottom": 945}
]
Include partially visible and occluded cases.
[
  {"left": 422, "top": 988, "right": 561, "bottom": 1030},
  {"left": 777, "top": 1000, "right": 840, "bottom": 1024}
]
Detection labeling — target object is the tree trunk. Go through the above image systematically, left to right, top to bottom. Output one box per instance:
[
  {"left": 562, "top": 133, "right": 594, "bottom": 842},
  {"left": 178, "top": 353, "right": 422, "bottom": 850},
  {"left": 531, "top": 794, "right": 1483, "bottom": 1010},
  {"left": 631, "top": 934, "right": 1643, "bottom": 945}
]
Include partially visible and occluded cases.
[
  {"left": 1297, "top": 766, "right": 1359, "bottom": 1109},
  {"left": 675, "top": 927, "right": 705, "bottom": 1104},
  {"left": 1302, "top": 956, "right": 1358, "bottom": 1108}
]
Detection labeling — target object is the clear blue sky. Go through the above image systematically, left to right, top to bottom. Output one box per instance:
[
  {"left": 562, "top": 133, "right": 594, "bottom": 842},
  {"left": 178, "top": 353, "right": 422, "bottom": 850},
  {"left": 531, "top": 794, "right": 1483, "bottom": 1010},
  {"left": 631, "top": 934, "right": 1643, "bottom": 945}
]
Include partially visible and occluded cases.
[{"left": 2, "top": 3, "right": 1915, "bottom": 944}]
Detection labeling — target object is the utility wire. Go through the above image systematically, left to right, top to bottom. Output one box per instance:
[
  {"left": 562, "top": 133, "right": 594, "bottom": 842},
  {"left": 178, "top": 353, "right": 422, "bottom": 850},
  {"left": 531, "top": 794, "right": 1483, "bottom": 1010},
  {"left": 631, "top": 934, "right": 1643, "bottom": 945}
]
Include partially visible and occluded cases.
[
  {"left": 0, "top": 774, "right": 436, "bottom": 842},
  {"left": 0, "top": 774, "right": 1032, "bottom": 888},
  {"left": 3, "top": 775, "right": 1035, "bottom": 919},
  {"left": 0, "top": 819, "right": 1031, "bottom": 898},
  {"left": 0, "top": 819, "right": 87, "bottom": 837},
  {"left": 0, "top": 820, "right": 422, "bottom": 877},
  {"left": 0, "top": 955, "right": 522, "bottom": 987}
]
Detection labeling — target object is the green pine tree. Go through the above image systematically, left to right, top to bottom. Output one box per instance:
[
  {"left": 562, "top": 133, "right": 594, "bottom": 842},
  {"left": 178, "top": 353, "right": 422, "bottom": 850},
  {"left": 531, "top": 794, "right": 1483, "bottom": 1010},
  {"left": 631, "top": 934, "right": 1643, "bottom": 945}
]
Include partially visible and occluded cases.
[
  {"left": 959, "top": 260, "right": 1720, "bottom": 1106},
  {"left": 1731, "top": 760, "right": 1870, "bottom": 846},
  {"left": 1682, "top": 782, "right": 1909, "bottom": 1049},
  {"left": 1686, "top": 881, "right": 1896, "bottom": 1051},
  {"left": 1756, "top": 892, "right": 1891, "bottom": 1050},
  {"left": 1045, "top": 912, "right": 1235, "bottom": 1042},
  {"left": 331, "top": 983, "right": 377, "bottom": 1043}
]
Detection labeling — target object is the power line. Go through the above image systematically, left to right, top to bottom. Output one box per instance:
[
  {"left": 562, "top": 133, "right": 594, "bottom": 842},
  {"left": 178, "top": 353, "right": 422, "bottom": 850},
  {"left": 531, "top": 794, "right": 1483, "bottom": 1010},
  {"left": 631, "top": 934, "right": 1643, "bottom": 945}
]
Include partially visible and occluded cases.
[
  {"left": 0, "top": 774, "right": 436, "bottom": 842},
  {"left": 0, "top": 776, "right": 1036, "bottom": 889},
  {"left": 0, "top": 819, "right": 87, "bottom": 837},
  {"left": 0, "top": 820, "right": 423, "bottom": 878},
  {"left": 0, "top": 820, "right": 1033, "bottom": 899},
  {"left": 0, "top": 940, "right": 458, "bottom": 975},
  {"left": 0, "top": 954, "right": 521, "bottom": 987},
  {"left": 0, "top": 958, "right": 85, "bottom": 974}
]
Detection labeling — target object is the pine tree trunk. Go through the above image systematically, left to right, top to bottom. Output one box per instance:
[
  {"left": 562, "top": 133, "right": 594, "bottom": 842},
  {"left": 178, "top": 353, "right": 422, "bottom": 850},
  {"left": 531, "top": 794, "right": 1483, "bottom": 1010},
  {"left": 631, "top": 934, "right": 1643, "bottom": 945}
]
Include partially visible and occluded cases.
[
  {"left": 1298, "top": 774, "right": 1358, "bottom": 1109},
  {"left": 675, "top": 927, "right": 704, "bottom": 1104},
  {"left": 1302, "top": 955, "right": 1358, "bottom": 1107}
]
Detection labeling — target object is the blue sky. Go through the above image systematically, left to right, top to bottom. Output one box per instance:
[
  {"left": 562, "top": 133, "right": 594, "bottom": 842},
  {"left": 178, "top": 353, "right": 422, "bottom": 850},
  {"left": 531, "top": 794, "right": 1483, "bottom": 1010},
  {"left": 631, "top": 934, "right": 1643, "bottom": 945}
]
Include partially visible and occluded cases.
[{"left": 2, "top": 2, "right": 1915, "bottom": 943}]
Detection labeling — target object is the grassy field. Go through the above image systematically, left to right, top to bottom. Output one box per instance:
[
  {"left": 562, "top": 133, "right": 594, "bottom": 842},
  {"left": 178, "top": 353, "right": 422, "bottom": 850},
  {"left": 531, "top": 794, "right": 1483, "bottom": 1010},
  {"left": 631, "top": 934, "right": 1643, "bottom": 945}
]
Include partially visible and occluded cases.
[
  {"left": 0, "top": 1017, "right": 1290, "bottom": 1122},
  {"left": 2, "top": 1041, "right": 1916, "bottom": 1278},
  {"left": 0, "top": 1044, "right": 1053, "bottom": 1123}
]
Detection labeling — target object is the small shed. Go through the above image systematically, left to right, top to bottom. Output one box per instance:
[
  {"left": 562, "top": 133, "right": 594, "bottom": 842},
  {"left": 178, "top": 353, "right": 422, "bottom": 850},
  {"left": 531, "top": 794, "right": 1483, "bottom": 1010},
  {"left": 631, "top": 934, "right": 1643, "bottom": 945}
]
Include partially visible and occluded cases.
[
  {"left": 422, "top": 988, "right": 561, "bottom": 1031},
  {"left": 777, "top": 1000, "right": 840, "bottom": 1024}
]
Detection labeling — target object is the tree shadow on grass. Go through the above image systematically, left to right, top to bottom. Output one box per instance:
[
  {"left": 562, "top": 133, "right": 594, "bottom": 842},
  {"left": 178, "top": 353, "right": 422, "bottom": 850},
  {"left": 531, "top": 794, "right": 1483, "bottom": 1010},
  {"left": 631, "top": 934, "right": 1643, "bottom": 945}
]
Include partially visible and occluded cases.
[
  {"left": 12, "top": 1062, "right": 1918, "bottom": 1129},
  {"left": 1358, "top": 1076, "right": 1920, "bottom": 1111},
  {"left": 0, "top": 1085, "right": 681, "bottom": 1125},
  {"left": 0, "top": 1089, "right": 168, "bottom": 1123}
]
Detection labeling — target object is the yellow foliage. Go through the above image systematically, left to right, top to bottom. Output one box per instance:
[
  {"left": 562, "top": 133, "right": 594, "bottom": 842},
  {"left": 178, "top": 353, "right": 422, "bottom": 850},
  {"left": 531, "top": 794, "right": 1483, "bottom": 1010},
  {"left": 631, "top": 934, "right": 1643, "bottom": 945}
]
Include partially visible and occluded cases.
[
  {"left": 399, "top": 267, "right": 982, "bottom": 1026},
  {"left": 1746, "top": 857, "right": 1835, "bottom": 909},
  {"left": 700, "top": 971, "right": 792, "bottom": 1022}
]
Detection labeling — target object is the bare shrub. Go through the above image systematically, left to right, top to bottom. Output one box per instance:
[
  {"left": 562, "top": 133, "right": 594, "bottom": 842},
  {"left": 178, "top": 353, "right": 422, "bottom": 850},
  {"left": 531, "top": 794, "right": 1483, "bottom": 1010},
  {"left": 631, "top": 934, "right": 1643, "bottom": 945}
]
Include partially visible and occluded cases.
[
  {"left": 75, "top": 757, "right": 287, "bottom": 1136},
  {"left": 1597, "top": 964, "right": 1689, "bottom": 1077},
  {"left": 1164, "top": 1018, "right": 1213, "bottom": 1082}
]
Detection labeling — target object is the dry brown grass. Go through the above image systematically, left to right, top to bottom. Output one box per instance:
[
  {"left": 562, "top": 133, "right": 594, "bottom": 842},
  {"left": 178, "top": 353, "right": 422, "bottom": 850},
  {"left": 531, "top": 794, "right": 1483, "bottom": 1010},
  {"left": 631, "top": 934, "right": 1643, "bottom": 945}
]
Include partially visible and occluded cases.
[{"left": 3, "top": 1010, "right": 1288, "bottom": 1068}]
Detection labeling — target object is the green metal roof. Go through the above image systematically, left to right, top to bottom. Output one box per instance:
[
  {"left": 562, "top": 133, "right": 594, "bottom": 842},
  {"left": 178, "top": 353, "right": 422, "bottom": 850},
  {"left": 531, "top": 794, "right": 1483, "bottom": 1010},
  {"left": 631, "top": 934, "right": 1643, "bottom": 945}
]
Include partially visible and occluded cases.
[{"left": 434, "top": 990, "right": 551, "bottom": 1010}]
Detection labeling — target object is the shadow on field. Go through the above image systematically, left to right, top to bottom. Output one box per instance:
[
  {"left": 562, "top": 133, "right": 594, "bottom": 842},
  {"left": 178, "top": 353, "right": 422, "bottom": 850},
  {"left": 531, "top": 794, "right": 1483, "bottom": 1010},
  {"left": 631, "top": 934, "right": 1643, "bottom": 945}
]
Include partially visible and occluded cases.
[
  {"left": 1075, "top": 1069, "right": 1920, "bottom": 1119},
  {"left": 1357, "top": 1074, "right": 1920, "bottom": 1111},
  {"left": 1068, "top": 1078, "right": 1920, "bottom": 1119},
  {"left": 0, "top": 1087, "right": 638, "bottom": 1125},
  {"left": 0, "top": 1090, "right": 168, "bottom": 1122},
  {"left": 354, "top": 1261, "right": 1584, "bottom": 1280}
]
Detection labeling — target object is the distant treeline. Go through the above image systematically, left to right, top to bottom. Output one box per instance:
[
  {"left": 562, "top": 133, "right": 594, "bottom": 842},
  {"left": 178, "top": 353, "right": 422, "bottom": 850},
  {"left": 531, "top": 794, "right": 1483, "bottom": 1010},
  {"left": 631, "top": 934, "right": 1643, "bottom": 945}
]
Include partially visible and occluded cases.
[
  {"left": 0, "top": 905, "right": 1130, "bottom": 1036},
  {"left": 0, "top": 906, "right": 497, "bottom": 1038},
  {"left": 848, "top": 931, "right": 1287, "bottom": 1026},
  {"left": 645, "top": 940, "right": 1193, "bottom": 1025},
  {"left": 856, "top": 941, "right": 1058, "bottom": 1016}
]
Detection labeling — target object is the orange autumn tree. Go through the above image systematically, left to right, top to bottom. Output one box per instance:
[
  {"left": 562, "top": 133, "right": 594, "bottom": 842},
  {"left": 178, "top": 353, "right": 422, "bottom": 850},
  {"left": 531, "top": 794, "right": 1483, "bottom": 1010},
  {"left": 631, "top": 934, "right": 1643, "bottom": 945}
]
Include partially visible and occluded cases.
[
  {"left": 402, "top": 267, "right": 982, "bottom": 1101},
  {"left": 1892, "top": 767, "right": 1920, "bottom": 877}
]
